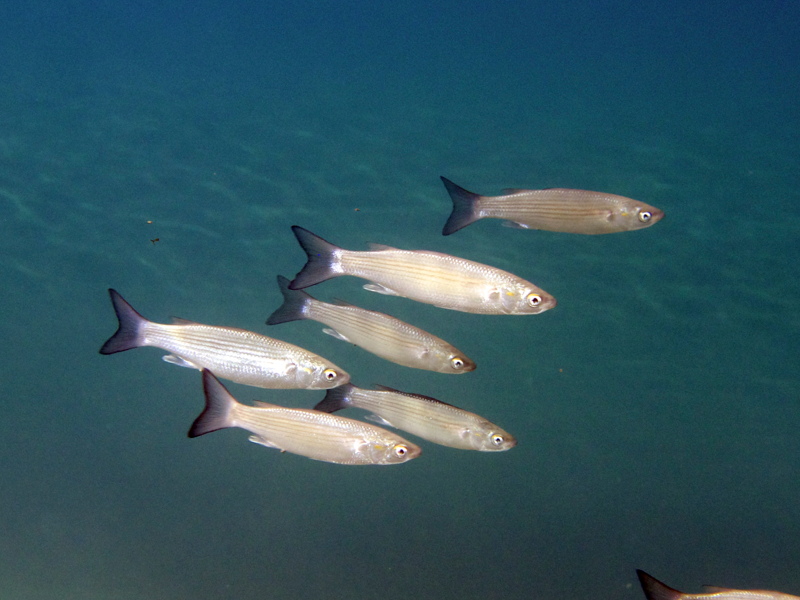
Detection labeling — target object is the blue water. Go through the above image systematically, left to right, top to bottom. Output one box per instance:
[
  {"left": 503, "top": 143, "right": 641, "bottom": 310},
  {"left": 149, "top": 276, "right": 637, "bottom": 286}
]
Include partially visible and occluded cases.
[{"left": 1, "top": 1, "right": 798, "bottom": 598}]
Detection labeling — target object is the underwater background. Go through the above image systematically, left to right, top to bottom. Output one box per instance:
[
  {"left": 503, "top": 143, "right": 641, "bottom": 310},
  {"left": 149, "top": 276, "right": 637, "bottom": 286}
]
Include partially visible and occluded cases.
[{"left": 1, "top": 1, "right": 798, "bottom": 598}]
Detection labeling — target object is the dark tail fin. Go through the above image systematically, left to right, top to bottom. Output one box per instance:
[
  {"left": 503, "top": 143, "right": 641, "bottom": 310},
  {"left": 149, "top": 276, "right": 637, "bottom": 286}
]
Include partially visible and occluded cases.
[
  {"left": 440, "top": 176, "right": 482, "bottom": 235},
  {"left": 288, "top": 226, "right": 342, "bottom": 290},
  {"left": 266, "top": 275, "right": 314, "bottom": 325},
  {"left": 98, "top": 289, "right": 148, "bottom": 355},
  {"left": 188, "top": 370, "right": 237, "bottom": 438},
  {"left": 313, "top": 383, "right": 355, "bottom": 413},
  {"left": 636, "top": 570, "right": 684, "bottom": 600}
]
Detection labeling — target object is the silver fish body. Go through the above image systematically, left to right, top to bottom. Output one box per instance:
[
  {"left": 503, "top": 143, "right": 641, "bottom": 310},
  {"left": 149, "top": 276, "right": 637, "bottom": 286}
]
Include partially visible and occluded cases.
[
  {"left": 441, "top": 176, "right": 665, "bottom": 235},
  {"left": 288, "top": 226, "right": 556, "bottom": 315},
  {"left": 267, "top": 275, "right": 476, "bottom": 373},
  {"left": 99, "top": 289, "right": 349, "bottom": 389},
  {"left": 189, "top": 370, "right": 421, "bottom": 465},
  {"left": 314, "top": 383, "right": 517, "bottom": 451},
  {"left": 637, "top": 570, "right": 800, "bottom": 600}
]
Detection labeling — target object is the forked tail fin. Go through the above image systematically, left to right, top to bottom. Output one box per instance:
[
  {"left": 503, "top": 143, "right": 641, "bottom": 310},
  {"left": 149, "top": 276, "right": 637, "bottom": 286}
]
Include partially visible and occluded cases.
[
  {"left": 441, "top": 176, "right": 482, "bottom": 235},
  {"left": 288, "top": 226, "right": 342, "bottom": 289},
  {"left": 266, "top": 275, "right": 314, "bottom": 325},
  {"left": 99, "top": 289, "right": 148, "bottom": 354},
  {"left": 188, "top": 370, "right": 237, "bottom": 438},
  {"left": 313, "top": 383, "right": 355, "bottom": 413},
  {"left": 636, "top": 570, "right": 685, "bottom": 600}
]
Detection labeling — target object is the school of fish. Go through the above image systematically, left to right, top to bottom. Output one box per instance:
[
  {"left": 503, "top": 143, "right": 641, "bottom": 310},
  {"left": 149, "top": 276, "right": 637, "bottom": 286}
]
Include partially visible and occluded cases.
[
  {"left": 100, "top": 176, "right": 798, "bottom": 594},
  {"left": 97, "top": 177, "right": 665, "bottom": 459},
  {"left": 100, "top": 177, "right": 581, "bottom": 464}
]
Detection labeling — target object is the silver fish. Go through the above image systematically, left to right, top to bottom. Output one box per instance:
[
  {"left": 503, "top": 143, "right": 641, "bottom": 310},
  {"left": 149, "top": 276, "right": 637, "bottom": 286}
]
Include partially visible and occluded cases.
[
  {"left": 441, "top": 176, "right": 665, "bottom": 235},
  {"left": 288, "top": 226, "right": 556, "bottom": 315},
  {"left": 267, "top": 275, "right": 476, "bottom": 373},
  {"left": 99, "top": 289, "right": 349, "bottom": 389},
  {"left": 189, "top": 370, "right": 421, "bottom": 465},
  {"left": 314, "top": 383, "right": 517, "bottom": 451},
  {"left": 637, "top": 570, "right": 800, "bottom": 600}
]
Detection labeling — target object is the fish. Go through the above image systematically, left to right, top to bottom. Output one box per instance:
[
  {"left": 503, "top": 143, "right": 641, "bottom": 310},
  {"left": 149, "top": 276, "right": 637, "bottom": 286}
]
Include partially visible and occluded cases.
[
  {"left": 441, "top": 176, "right": 665, "bottom": 235},
  {"left": 288, "top": 226, "right": 556, "bottom": 315},
  {"left": 267, "top": 275, "right": 476, "bottom": 373},
  {"left": 99, "top": 289, "right": 349, "bottom": 389},
  {"left": 189, "top": 370, "right": 421, "bottom": 465},
  {"left": 313, "top": 383, "right": 517, "bottom": 451},
  {"left": 636, "top": 570, "right": 800, "bottom": 600}
]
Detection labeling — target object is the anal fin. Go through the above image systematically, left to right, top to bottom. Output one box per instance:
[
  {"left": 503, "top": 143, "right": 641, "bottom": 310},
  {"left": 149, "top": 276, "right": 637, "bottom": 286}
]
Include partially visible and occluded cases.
[
  {"left": 363, "top": 283, "right": 400, "bottom": 296},
  {"left": 322, "top": 328, "right": 351, "bottom": 342},
  {"left": 162, "top": 354, "right": 201, "bottom": 369},
  {"left": 248, "top": 434, "right": 282, "bottom": 450}
]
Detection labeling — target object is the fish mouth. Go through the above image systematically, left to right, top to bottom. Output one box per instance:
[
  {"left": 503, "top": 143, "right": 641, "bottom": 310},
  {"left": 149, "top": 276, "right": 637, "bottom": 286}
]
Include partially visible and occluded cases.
[
  {"left": 646, "top": 208, "right": 666, "bottom": 225},
  {"left": 535, "top": 295, "right": 557, "bottom": 313}
]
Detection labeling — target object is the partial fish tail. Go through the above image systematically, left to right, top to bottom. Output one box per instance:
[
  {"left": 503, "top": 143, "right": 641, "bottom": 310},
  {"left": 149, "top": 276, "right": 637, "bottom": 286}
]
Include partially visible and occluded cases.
[
  {"left": 440, "top": 176, "right": 483, "bottom": 235},
  {"left": 288, "top": 226, "right": 342, "bottom": 290},
  {"left": 266, "top": 275, "right": 313, "bottom": 325},
  {"left": 98, "top": 289, "right": 149, "bottom": 355},
  {"left": 188, "top": 370, "right": 237, "bottom": 438},
  {"left": 313, "top": 383, "right": 355, "bottom": 413},
  {"left": 636, "top": 570, "right": 685, "bottom": 600}
]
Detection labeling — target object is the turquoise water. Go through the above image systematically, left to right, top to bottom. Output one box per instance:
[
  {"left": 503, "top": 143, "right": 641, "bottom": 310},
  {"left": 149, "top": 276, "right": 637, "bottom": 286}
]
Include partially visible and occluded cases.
[{"left": 1, "top": 2, "right": 798, "bottom": 598}]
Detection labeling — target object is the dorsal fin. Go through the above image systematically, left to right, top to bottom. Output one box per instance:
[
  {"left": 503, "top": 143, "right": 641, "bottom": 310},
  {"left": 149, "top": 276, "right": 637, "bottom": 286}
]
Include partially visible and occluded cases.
[
  {"left": 367, "top": 242, "right": 398, "bottom": 251},
  {"left": 170, "top": 316, "right": 200, "bottom": 325},
  {"left": 373, "top": 384, "right": 458, "bottom": 408},
  {"left": 252, "top": 400, "right": 280, "bottom": 409}
]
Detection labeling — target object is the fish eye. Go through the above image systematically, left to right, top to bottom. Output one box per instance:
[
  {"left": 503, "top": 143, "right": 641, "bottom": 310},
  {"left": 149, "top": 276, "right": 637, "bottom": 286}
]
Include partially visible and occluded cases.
[
  {"left": 638, "top": 210, "right": 652, "bottom": 223},
  {"left": 526, "top": 293, "right": 542, "bottom": 307},
  {"left": 450, "top": 357, "right": 465, "bottom": 370},
  {"left": 323, "top": 369, "right": 338, "bottom": 381},
  {"left": 492, "top": 434, "right": 504, "bottom": 446},
  {"left": 393, "top": 444, "right": 409, "bottom": 457}
]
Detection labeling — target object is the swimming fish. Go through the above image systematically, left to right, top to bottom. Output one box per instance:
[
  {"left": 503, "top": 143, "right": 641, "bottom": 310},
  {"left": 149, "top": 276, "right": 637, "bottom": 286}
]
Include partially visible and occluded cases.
[
  {"left": 441, "top": 176, "right": 665, "bottom": 235},
  {"left": 288, "top": 226, "right": 556, "bottom": 315},
  {"left": 267, "top": 275, "right": 476, "bottom": 373},
  {"left": 99, "top": 289, "right": 349, "bottom": 389},
  {"left": 189, "top": 370, "right": 421, "bottom": 465},
  {"left": 313, "top": 383, "right": 517, "bottom": 451},
  {"left": 636, "top": 570, "right": 800, "bottom": 600}
]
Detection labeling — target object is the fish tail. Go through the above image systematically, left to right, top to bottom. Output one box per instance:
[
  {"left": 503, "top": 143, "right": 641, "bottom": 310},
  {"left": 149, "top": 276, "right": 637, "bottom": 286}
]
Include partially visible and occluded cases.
[
  {"left": 440, "top": 176, "right": 482, "bottom": 235},
  {"left": 288, "top": 226, "right": 341, "bottom": 290},
  {"left": 266, "top": 275, "right": 313, "bottom": 325},
  {"left": 98, "top": 289, "right": 148, "bottom": 354},
  {"left": 188, "top": 370, "right": 237, "bottom": 438},
  {"left": 313, "top": 383, "right": 355, "bottom": 413},
  {"left": 636, "top": 570, "right": 684, "bottom": 600}
]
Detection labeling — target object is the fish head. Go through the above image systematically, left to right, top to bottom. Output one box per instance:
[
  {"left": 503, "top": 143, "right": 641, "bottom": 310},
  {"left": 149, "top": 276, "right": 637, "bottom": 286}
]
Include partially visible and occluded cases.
[
  {"left": 617, "top": 202, "right": 665, "bottom": 231},
  {"left": 492, "top": 284, "right": 557, "bottom": 315},
  {"left": 426, "top": 347, "right": 477, "bottom": 374},
  {"left": 447, "top": 353, "right": 477, "bottom": 373},
  {"left": 291, "top": 360, "right": 351, "bottom": 389},
  {"left": 462, "top": 423, "right": 518, "bottom": 451},
  {"left": 362, "top": 437, "right": 422, "bottom": 464}
]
